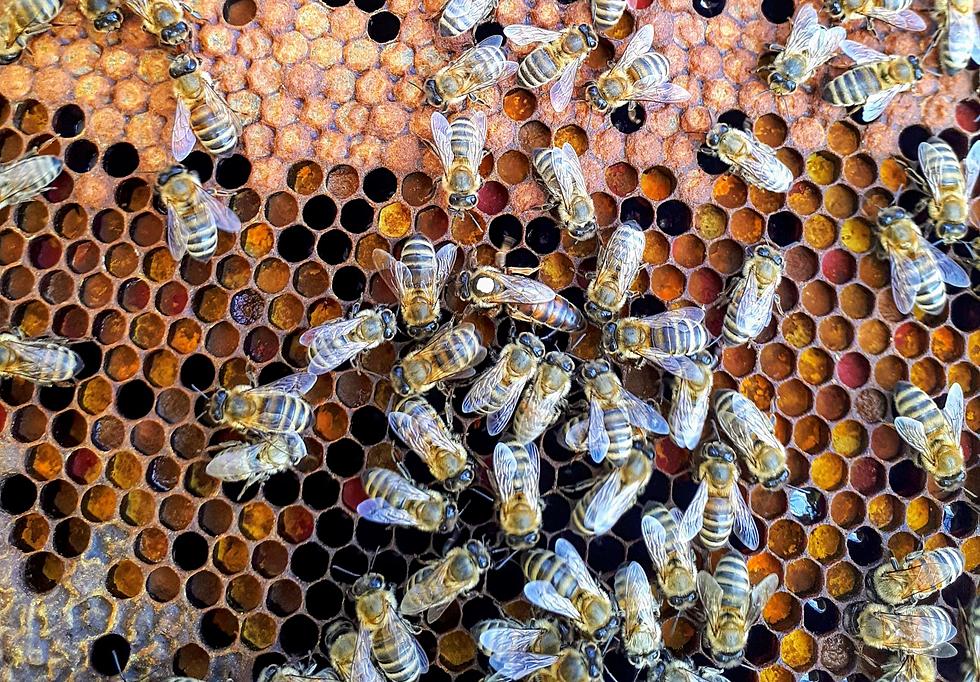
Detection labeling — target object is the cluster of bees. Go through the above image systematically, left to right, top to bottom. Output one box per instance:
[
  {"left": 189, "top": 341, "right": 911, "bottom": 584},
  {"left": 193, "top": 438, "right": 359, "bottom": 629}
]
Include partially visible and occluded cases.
[{"left": 1, "top": 0, "right": 979, "bottom": 677}]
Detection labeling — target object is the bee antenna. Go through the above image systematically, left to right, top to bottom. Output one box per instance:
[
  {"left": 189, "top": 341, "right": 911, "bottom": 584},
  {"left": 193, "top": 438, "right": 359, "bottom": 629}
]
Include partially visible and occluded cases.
[
  {"left": 407, "top": 80, "right": 425, "bottom": 95},
  {"left": 469, "top": 487, "right": 495, "bottom": 502},
  {"left": 368, "top": 545, "right": 381, "bottom": 573},
  {"left": 494, "top": 549, "right": 518, "bottom": 570},
  {"left": 332, "top": 564, "right": 362, "bottom": 578},
  {"left": 111, "top": 650, "right": 126, "bottom": 680},
  {"left": 604, "top": 667, "right": 621, "bottom": 682}
]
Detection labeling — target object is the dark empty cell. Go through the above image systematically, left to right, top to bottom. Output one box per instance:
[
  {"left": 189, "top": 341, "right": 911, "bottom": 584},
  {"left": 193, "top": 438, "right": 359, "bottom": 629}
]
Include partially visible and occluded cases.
[
  {"left": 222, "top": 0, "right": 256, "bottom": 24},
  {"left": 321, "top": 0, "right": 349, "bottom": 7},
  {"left": 355, "top": 0, "right": 384, "bottom": 10},
  {"left": 761, "top": 0, "right": 793, "bottom": 21},
  {"left": 367, "top": 11, "right": 399, "bottom": 42},
  {"left": 474, "top": 21, "right": 505, "bottom": 42},
  {"left": 52, "top": 104, "right": 85, "bottom": 137},
  {"left": 611, "top": 104, "right": 646, "bottom": 134},
  {"left": 718, "top": 109, "right": 750, "bottom": 130},
  {"left": 898, "top": 124, "right": 931, "bottom": 159},
  {"left": 938, "top": 128, "right": 968, "bottom": 156},
  {"left": 65, "top": 140, "right": 98, "bottom": 173},
  {"left": 102, "top": 142, "right": 139, "bottom": 178},
  {"left": 697, "top": 147, "right": 730, "bottom": 174},
  {"left": 182, "top": 151, "right": 214, "bottom": 184},
  {"left": 214, "top": 154, "right": 251, "bottom": 189},
  {"left": 363, "top": 167, "right": 397, "bottom": 202},
  {"left": 897, "top": 188, "right": 928, "bottom": 216},
  {"left": 304, "top": 195, "right": 338, "bottom": 229},
  {"left": 620, "top": 197, "right": 654, "bottom": 229},
  {"left": 339, "top": 199, "right": 374, "bottom": 234},
  {"left": 768, "top": 211, "right": 802, "bottom": 246},
  {"left": 489, "top": 214, "right": 523, "bottom": 249},
  {"left": 525, "top": 217, "right": 560, "bottom": 254},
  {"left": 278, "top": 224, "right": 315, "bottom": 262},
  {"left": 317, "top": 229, "right": 352, "bottom": 264},
  {"left": 29, "top": 235, "right": 62, "bottom": 269},
  {"left": 504, "top": 247, "right": 538, "bottom": 271},
  {"left": 332, "top": 266, "right": 367, "bottom": 301},
  {"left": 951, "top": 293, "right": 980, "bottom": 332},
  {"left": 626, "top": 295, "right": 665, "bottom": 318},
  {"left": 69, "top": 341, "right": 101, "bottom": 380},
  {"left": 179, "top": 354, "right": 216, "bottom": 392},
  {"left": 257, "top": 361, "right": 294, "bottom": 386},
  {"left": 116, "top": 380, "right": 154, "bottom": 419},
  {"left": 38, "top": 384, "right": 75, "bottom": 412},
  {"left": 351, "top": 406, "right": 387, "bottom": 445},
  {"left": 51, "top": 410, "right": 86, "bottom": 447},
  {"left": 540, "top": 425, "right": 576, "bottom": 464},
  {"left": 327, "top": 439, "right": 364, "bottom": 477},
  {"left": 888, "top": 459, "right": 925, "bottom": 497},
  {"left": 263, "top": 471, "right": 300, "bottom": 506},
  {"left": 303, "top": 472, "right": 341, "bottom": 511},
  {"left": 1, "top": 474, "right": 37, "bottom": 514},
  {"left": 671, "top": 477, "right": 700, "bottom": 510},
  {"left": 40, "top": 480, "right": 77, "bottom": 518},
  {"left": 222, "top": 481, "right": 258, "bottom": 503},
  {"left": 787, "top": 487, "right": 826, "bottom": 524},
  {"left": 541, "top": 493, "right": 571, "bottom": 533},
  {"left": 943, "top": 501, "right": 977, "bottom": 538},
  {"left": 317, "top": 508, "right": 355, "bottom": 548},
  {"left": 354, "top": 516, "right": 392, "bottom": 551},
  {"left": 54, "top": 517, "right": 90, "bottom": 557},
  {"left": 393, "top": 525, "right": 431, "bottom": 555},
  {"left": 845, "top": 526, "right": 882, "bottom": 566},
  {"left": 173, "top": 532, "right": 209, "bottom": 571},
  {"left": 586, "top": 535, "right": 625, "bottom": 573},
  {"left": 290, "top": 542, "right": 330, "bottom": 582},
  {"left": 331, "top": 545, "right": 368, "bottom": 585},
  {"left": 373, "top": 550, "right": 407, "bottom": 584},
  {"left": 485, "top": 558, "right": 523, "bottom": 601},
  {"left": 942, "top": 572, "right": 975, "bottom": 609},
  {"left": 305, "top": 580, "right": 342, "bottom": 620},
  {"left": 802, "top": 598, "right": 839, "bottom": 634},
  {"left": 200, "top": 609, "right": 238, "bottom": 649},
  {"left": 280, "top": 614, "right": 319, "bottom": 655},
  {"left": 745, "top": 624, "right": 778, "bottom": 666},
  {"left": 89, "top": 633, "right": 130, "bottom": 676},
  {"left": 938, "top": 651, "right": 966, "bottom": 682},
  {"left": 806, "top": 673, "right": 834, "bottom": 682}
]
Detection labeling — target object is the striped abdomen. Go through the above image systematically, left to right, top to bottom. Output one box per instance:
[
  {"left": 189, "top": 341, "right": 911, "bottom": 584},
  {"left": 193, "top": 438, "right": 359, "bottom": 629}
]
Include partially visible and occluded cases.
[
  {"left": 6, "top": 0, "right": 62, "bottom": 37},
  {"left": 438, "top": 0, "right": 490, "bottom": 37},
  {"left": 591, "top": 0, "right": 627, "bottom": 31},
  {"left": 940, "top": 6, "right": 974, "bottom": 74},
  {"left": 517, "top": 46, "right": 561, "bottom": 88},
  {"left": 627, "top": 53, "right": 669, "bottom": 85},
  {"left": 823, "top": 65, "right": 883, "bottom": 106},
  {"left": 187, "top": 96, "right": 237, "bottom": 156},
  {"left": 450, "top": 117, "right": 483, "bottom": 161},
  {"left": 929, "top": 139, "right": 965, "bottom": 191},
  {"left": 532, "top": 148, "right": 559, "bottom": 190},
  {"left": 0, "top": 155, "right": 63, "bottom": 209},
  {"left": 172, "top": 196, "right": 219, "bottom": 260},
  {"left": 402, "top": 235, "right": 438, "bottom": 286},
  {"left": 912, "top": 256, "right": 947, "bottom": 315},
  {"left": 721, "top": 279, "right": 755, "bottom": 346},
  {"left": 509, "top": 295, "right": 585, "bottom": 331},
  {"left": 651, "top": 319, "right": 710, "bottom": 355},
  {"left": 3, "top": 342, "right": 80, "bottom": 383},
  {"left": 894, "top": 381, "right": 945, "bottom": 435},
  {"left": 255, "top": 393, "right": 313, "bottom": 433},
  {"left": 567, "top": 410, "right": 633, "bottom": 465},
  {"left": 363, "top": 468, "right": 421, "bottom": 512},
  {"left": 700, "top": 494, "right": 734, "bottom": 551},
  {"left": 523, "top": 550, "right": 579, "bottom": 599},
  {"left": 715, "top": 554, "right": 751, "bottom": 612},
  {"left": 372, "top": 618, "right": 425, "bottom": 682}
]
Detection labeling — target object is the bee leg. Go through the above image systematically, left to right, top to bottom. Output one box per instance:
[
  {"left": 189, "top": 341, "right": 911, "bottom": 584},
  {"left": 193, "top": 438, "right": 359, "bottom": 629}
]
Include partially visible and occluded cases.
[
  {"left": 865, "top": 17, "right": 878, "bottom": 38},
  {"left": 627, "top": 101, "right": 643, "bottom": 126},
  {"left": 773, "top": 293, "right": 785, "bottom": 316}
]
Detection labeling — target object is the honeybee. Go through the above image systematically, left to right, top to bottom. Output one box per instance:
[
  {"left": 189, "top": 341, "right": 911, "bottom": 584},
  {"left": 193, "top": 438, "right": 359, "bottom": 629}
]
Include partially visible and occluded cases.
[
  {"left": 0, "top": 0, "right": 63, "bottom": 64},
  {"left": 79, "top": 0, "right": 124, "bottom": 32},
  {"left": 125, "top": 0, "right": 194, "bottom": 46},
  {"left": 438, "top": 0, "right": 494, "bottom": 37},
  {"left": 825, "top": 0, "right": 926, "bottom": 32},
  {"left": 933, "top": 0, "right": 980, "bottom": 74},
  {"left": 763, "top": 4, "right": 846, "bottom": 95},
  {"left": 503, "top": 23, "right": 599, "bottom": 113},
  {"left": 584, "top": 24, "right": 690, "bottom": 116},
  {"left": 424, "top": 35, "right": 518, "bottom": 110},
  {"left": 822, "top": 40, "right": 922, "bottom": 123},
  {"left": 169, "top": 53, "right": 242, "bottom": 161},
  {"left": 431, "top": 111, "right": 486, "bottom": 214},
  {"left": 702, "top": 123, "right": 793, "bottom": 193},
  {"left": 902, "top": 138, "right": 980, "bottom": 248},
  {"left": 532, "top": 143, "right": 597, "bottom": 241},
  {"left": 0, "top": 153, "right": 64, "bottom": 210},
  {"left": 156, "top": 164, "right": 241, "bottom": 262},
  {"left": 875, "top": 207, "right": 969, "bottom": 316},
  {"left": 584, "top": 220, "right": 646, "bottom": 324},
  {"left": 373, "top": 235, "right": 458, "bottom": 338},
  {"left": 721, "top": 244, "right": 784, "bottom": 347},
  {"left": 459, "top": 265, "right": 582, "bottom": 332},
  {"left": 601, "top": 307, "right": 710, "bottom": 379},
  {"left": 300, "top": 309, "right": 397, "bottom": 375},
  {"left": 390, "top": 322, "right": 487, "bottom": 398},
  {"left": 0, "top": 329, "right": 82, "bottom": 385},
  {"left": 463, "top": 332, "right": 545, "bottom": 436},
  {"left": 667, "top": 350, "right": 716, "bottom": 450},
  {"left": 512, "top": 351, "right": 575, "bottom": 445},
  {"left": 563, "top": 360, "right": 668, "bottom": 465},
  {"left": 208, "top": 372, "right": 315, "bottom": 436},
  {"left": 893, "top": 380, "right": 965, "bottom": 490},
  {"left": 714, "top": 389, "right": 788, "bottom": 489},
  {"left": 389, "top": 396, "right": 474, "bottom": 492},
  {"left": 205, "top": 432, "right": 307, "bottom": 492},
  {"left": 571, "top": 437, "right": 654, "bottom": 537},
  {"left": 493, "top": 440, "right": 543, "bottom": 550},
  {"left": 691, "top": 441, "right": 759, "bottom": 551},
  {"left": 358, "top": 468, "right": 459, "bottom": 534},
  {"left": 641, "top": 502, "right": 703, "bottom": 609},
  {"left": 522, "top": 538, "right": 619, "bottom": 642},
  {"left": 400, "top": 540, "right": 491, "bottom": 622},
  {"left": 867, "top": 547, "right": 965, "bottom": 606},
  {"left": 697, "top": 553, "right": 779, "bottom": 668},
  {"left": 614, "top": 561, "right": 663, "bottom": 670},
  {"left": 352, "top": 573, "right": 429, "bottom": 682},
  {"left": 961, "top": 594, "right": 980, "bottom": 682},
  {"left": 844, "top": 602, "right": 957, "bottom": 658},
  {"left": 473, "top": 617, "right": 562, "bottom": 661},
  {"left": 325, "top": 620, "right": 385, "bottom": 682},
  {"left": 477, "top": 623, "right": 603, "bottom": 682},
  {"left": 879, "top": 653, "right": 937, "bottom": 682},
  {"left": 649, "top": 658, "right": 727, "bottom": 682},
  {"left": 258, "top": 664, "right": 340, "bottom": 682}
]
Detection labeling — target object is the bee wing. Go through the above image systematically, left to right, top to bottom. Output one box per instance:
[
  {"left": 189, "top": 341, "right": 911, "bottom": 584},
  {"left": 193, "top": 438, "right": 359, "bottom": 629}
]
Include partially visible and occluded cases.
[
  {"left": 439, "top": 0, "right": 494, "bottom": 36},
  {"left": 783, "top": 4, "right": 821, "bottom": 53},
  {"left": 867, "top": 6, "right": 925, "bottom": 30},
  {"left": 947, "top": 8, "right": 978, "bottom": 61},
  {"left": 614, "top": 23, "right": 654, "bottom": 71},
  {"left": 502, "top": 24, "right": 562, "bottom": 46},
  {"left": 805, "top": 24, "right": 847, "bottom": 68},
  {"left": 840, "top": 39, "right": 887, "bottom": 65},
  {"left": 549, "top": 56, "right": 583, "bottom": 113},
  {"left": 202, "top": 77, "right": 242, "bottom": 134},
  {"left": 630, "top": 78, "right": 692, "bottom": 104},
  {"left": 859, "top": 85, "right": 901, "bottom": 123},
  {"left": 171, "top": 99, "right": 196, "bottom": 162},
  {"left": 458, "top": 111, "right": 487, "bottom": 168},
  {"left": 430, "top": 112, "right": 456, "bottom": 172},
  {"left": 738, "top": 137, "right": 793, "bottom": 192},
  {"left": 964, "top": 139, "right": 980, "bottom": 193},
  {"left": 917, "top": 142, "right": 948, "bottom": 200},
  {"left": 553, "top": 143, "right": 584, "bottom": 209},
  {"left": 198, "top": 186, "right": 242, "bottom": 233},
  {"left": 165, "top": 207, "right": 189, "bottom": 260},
  {"left": 601, "top": 225, "right": 646, "bottom": 293},
  {"left": 923, "top": 240, "right": 970, "bottom": 288},
  {"left": 434, "top": 243, "right": 459, "bottom": 290},
  {"left": 373, "top": 248, "right": 414, "bottom": 299},
  {"left": 886, "top": 250, "right": 923, "bottom": 315},
  {"left": 486, "top": 271, "right": 557, "bottom": 305},
  {"left": 732, "top": 272, "right": 777, "bottom": 333},
  {"left": 302, "top": 319, "right": 374, "bottom": 374},
  {"left": 462, "top": 355, "right": 510, "bottom": 413},
  {"left": 254, "top": 371, "right": 316, "bottom": 396},
  {"left": 671, "top": 379, "right": 709, "bottom": 449},
  {"left": 487, "top": 381, "right": 529, "bottom": 436},
  {"left": 943, "top": 382, "right": 965, "bottom": 435},
  {"left": 622, "top": 389, "right": 670, "bottom": 434},
  {"left": 725, "top": 392, "right": 783, "bottom": 451},
  {"left": 587, "top": 399, "right": 612, "bottom": 463},
  {"left": 388, "top": 410, "right": 455, "bottom": 457},
  {"left": 562, "top": 415, "right": 588, "bottom": 450},
  {"left": 894, "top": 415, "right": 929, "bottom": 454},
  {"left": 493, "top": 441, "right": 540, "bottom": 506},
  {"left": 206, "top": 442, "right": 263, "bottom": 481},
  {"left": 583, "top": 470, "right": 632, "bottom": 535},
  {"left": 678, "top": 480, "right": 709, "bottom": 543},
  {"left": 730, "top": 485, "right": 760, "bottom": 550},
  {"left": 356, "top": 497, "right": 419, "bottom": 526},
  {"left": 641, "top": 512, "right": 669, "bottom": 568},
  {"left": 554, "top": 537, "right": 605, "bottom": 596},
  {"left": 881, "top": 550, "right": 963, "bottom": 602},
  {"left": 401, "top": 559, "right": 456, "bottom": 616},
  {"left": 616, "top": 561, "right": 659, "bottom": 632},
  {"left": 697, "top": 571, "right": 724, "bottom": 617},
  {"left": 746, "top": 574, "right": 779, "bottom": 623},
  {"left": 523, "top": 580, "right": 582, "bottom": 620},
  {"left": 875, "top": 606, "right": 956, "bottom": 655},
  {"left": 380, "top": 613, "right": 430, "bottom": 674},
  {"left": 477, "top": 622, "right": 546, "bottom": 655},
  {"left": 352, "top": 627, "right": 385, "bottom": 682},
  {"left": 488, "top": 652, "right": 560, "bottom": 679}
]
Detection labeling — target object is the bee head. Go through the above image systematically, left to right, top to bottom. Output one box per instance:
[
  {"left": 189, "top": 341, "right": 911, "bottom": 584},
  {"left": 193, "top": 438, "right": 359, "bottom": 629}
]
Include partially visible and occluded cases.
[
  {"left": 824, "top": 0, "right": 844, "bottom": 19},
  {"left": 93, "top": 10, "right": 124, "bottom": 31},
  {"left": 161, "top": 21, "right": 191, "bottom": 45},
  {"left": 579, "top": 24, "right": 599, "bottom": 48},
  {"left": 0, "top": 50, "right": 21, "bottom": 65},
  {"left": 168, "top": 53, "right": 198, "bottom": 79},
  {"left": 907, "top": 55, "right": 923, "bottom": 79},
  {"left": 767, "top": 71, "right": 797, "bottom": 94},
  {"left": 422, "top": 78, "right": 445, "bottom": 109},
  {"left": 584, "top": 83, "right": 609, "bottom": 113},
  {"left": 705, "top": 123, "right": 728, "bottom": 148},
  {"left": 156, "top": 164, "right": 186, "bottom": 188},
  {"left": 449, "top": 192, "right": 478, "bottom": 210},
  {"left": 877, "top": 206, "right": 905, "bottom": 226},
  {"left": 570, "top": 218, "right": 597, "bottom": 240},
  {"left": 937, "top": 221, "right": 968, "bottom": 242},
  {"left": 753, "top": 244, "right": 783, "bottom": 266},
  {"left": 457, "top": 270, "right": 472, "bottom": 300},
  {"left": 584, "top": 300, "right": 613, "bottom": 323},
  {"left": 379, "top": 308, "right": 398, "bottom": 339},
  {"left": 408, "top": 319, "right": 440, "bottom": 338},
  {"left": 601, "top": 322, "right": 619, "bottom": 353},
  {"left": 518, "top": 332, "right": 545, "bottom": 358},
  {"left": 696, "top": 350, "right": 718, "bottom": 368},
  {"left": 545, "top": 351, "right": 575, "bottom": 374},
  {"left": 580, "top": 360, "right": 609, "bottom": 381},
  {"left": 390, "top": 364, "right": 411, "bottom": 396},
  {"left": 208, "top": 389, "right": 228, "bottom": 423},
  {"left": 704, "top": 441, "right": 735, "bottom": 462},
  {"left": 763, "top": 466, "right": 789, "bottom": 489},
  {"left": 936, "top": 467, "right": 966, "bottom": 490},
  {"left": 439, "top": 501, "right": 459, "bottom": 532},
  {"left": 466, "top": 540, "right": 492, "bottom": 569},
  {"left": 352, "top": 572, "right": 385, "bottom": 596},
  {"left": 668, "top": 591, "right": 698, "bottom": 608},
  {"left": 842, "top": 602, "right": 866, "bottom": 635},
  {"left": 581, "top": 642, "right": 602, "bottom": 677},
  {"left": 712, "top": 649, "right": 743, "bottom": 666}
]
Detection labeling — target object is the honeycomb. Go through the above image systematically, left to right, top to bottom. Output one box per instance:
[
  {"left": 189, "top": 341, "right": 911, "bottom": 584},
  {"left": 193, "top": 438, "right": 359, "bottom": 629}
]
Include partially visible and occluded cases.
[{"left": 0, "top": 0, "right": 978, "bottom": 676}]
